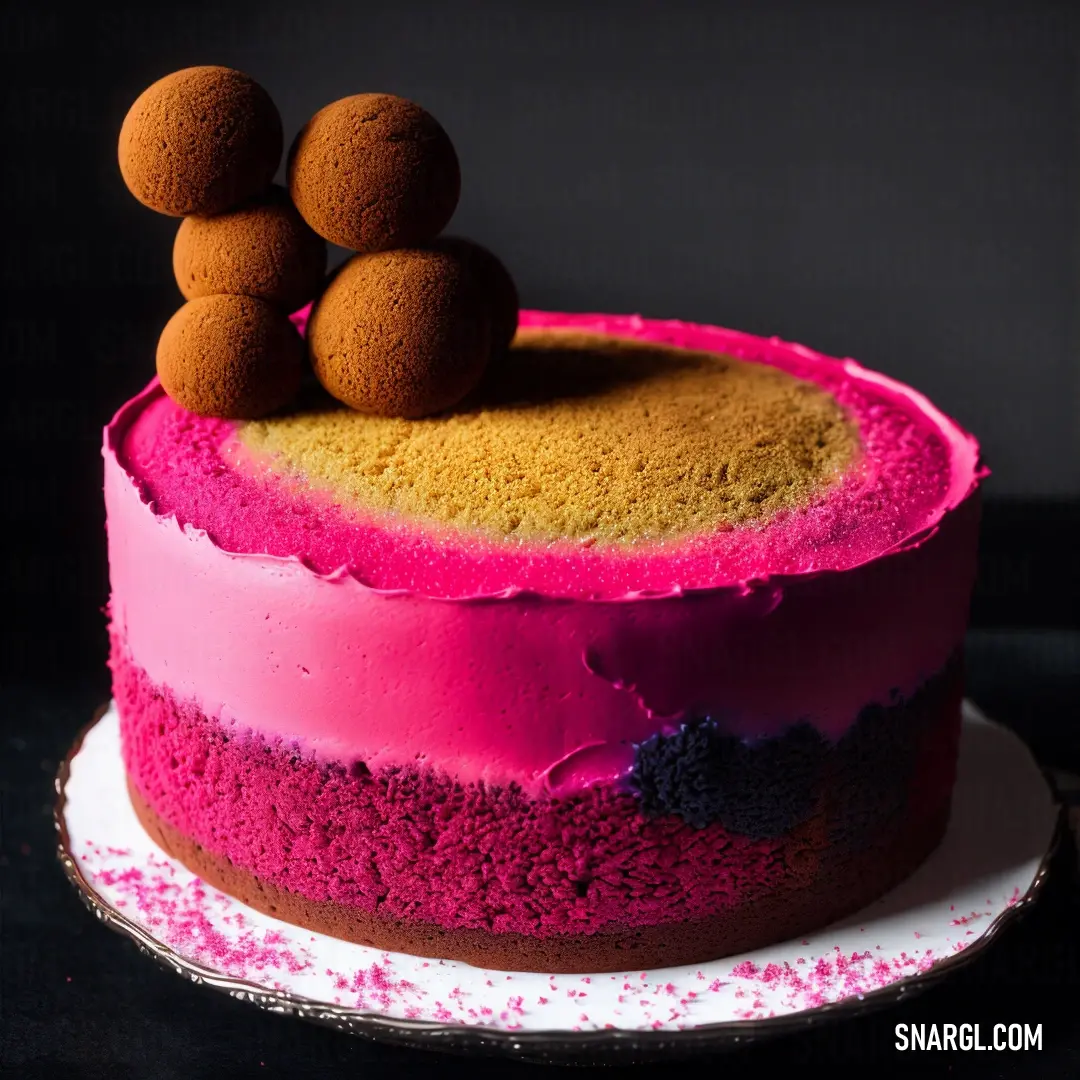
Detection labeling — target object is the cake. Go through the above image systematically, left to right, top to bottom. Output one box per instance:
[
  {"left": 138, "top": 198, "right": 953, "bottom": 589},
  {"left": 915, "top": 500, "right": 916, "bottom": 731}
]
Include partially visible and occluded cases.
[
  {"left": 107, "top": 68, "right": 984, "bottom": 974},
  {"left": 105, "top": 308, "right": 983, "bottom": 973}
]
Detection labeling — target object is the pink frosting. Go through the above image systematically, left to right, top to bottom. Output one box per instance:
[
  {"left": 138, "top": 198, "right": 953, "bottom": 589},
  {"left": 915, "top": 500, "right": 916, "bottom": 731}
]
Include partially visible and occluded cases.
[
  {"left": 119, "top": 309, "right": 977, "bottom": 599},
  {"left": 104, "top": 311, "right": 984, "bottom": 795},
  {"left": 115, "top": 647, "right": 962, "bottom": 936}
]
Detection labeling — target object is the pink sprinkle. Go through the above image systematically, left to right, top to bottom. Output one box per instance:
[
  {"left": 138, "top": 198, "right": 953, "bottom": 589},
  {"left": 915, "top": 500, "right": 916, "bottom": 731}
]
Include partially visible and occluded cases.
[
  {"left": 76, "top": 819, "right": 1009, "bottom": 1032},
  {"left": 761, "top": 963, "right": 783, "bottom": 986}
]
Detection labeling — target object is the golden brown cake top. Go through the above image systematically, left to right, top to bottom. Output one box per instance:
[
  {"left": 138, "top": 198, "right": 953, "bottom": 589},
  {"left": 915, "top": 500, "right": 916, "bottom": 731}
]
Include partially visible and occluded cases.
[{"left": 239, "top": 329, "right": 859, "bottom": 543}]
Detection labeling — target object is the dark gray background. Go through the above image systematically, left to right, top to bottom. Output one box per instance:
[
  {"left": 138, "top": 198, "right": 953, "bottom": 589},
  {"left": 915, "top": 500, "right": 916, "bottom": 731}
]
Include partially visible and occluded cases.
[
  {"left": 4, "top": 0, "right": 1079, "bottom": 680},
  {"left": 94, "top": 0, "right": 1080, "bottom": 495}
]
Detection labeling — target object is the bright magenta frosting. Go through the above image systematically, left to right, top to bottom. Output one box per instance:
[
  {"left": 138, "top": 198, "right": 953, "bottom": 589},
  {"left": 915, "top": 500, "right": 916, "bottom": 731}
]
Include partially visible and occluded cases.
[{"left": 105, "top": 311, "right": 984, "bottom": 795}]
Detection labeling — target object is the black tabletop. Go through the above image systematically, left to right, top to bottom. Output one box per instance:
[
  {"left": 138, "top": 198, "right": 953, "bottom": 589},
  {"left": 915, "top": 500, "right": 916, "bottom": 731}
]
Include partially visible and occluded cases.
[{"left": 2, "top": 629, "right": 1078, "bottom": 1078}]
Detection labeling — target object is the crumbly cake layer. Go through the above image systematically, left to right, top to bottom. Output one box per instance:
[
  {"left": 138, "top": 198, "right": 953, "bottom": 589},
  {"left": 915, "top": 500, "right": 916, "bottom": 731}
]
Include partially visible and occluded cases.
[
  {"left": 239, "top": 329, "right": 858, "bottom": 543},
  {"left": 118, "top": 645, "right": 963, "bottom": 969},
  {"left": 130, "top": 778, "right": 950, "bottom": 973}
]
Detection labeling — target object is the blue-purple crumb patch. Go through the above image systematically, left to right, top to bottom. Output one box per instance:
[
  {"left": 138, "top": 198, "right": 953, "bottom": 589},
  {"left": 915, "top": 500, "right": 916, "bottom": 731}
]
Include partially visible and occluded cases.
[
  {"left": 629, "top": 657, "right": 961, "bottom": 840},
  {"left": 629, "top": 720, "right": 826, "bottom": 837}
]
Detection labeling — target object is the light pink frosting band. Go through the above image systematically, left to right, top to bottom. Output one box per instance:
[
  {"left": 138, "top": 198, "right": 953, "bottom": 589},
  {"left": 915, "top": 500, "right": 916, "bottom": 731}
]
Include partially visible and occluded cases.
[{"left": 105, "top": 311, "right": 983, "bottom": 796}]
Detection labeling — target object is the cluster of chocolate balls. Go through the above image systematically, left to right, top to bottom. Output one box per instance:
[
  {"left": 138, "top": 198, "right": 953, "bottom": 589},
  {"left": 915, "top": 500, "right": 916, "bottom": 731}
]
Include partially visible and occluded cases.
[{"left": 118, "top": 65, "right": 517, "bottom": 419}]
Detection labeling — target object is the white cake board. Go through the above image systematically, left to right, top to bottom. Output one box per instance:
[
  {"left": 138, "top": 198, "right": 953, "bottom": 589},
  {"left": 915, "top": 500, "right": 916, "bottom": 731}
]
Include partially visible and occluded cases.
[{"left": 56, "top": 701, "right": 1059, "bottom": 1064}]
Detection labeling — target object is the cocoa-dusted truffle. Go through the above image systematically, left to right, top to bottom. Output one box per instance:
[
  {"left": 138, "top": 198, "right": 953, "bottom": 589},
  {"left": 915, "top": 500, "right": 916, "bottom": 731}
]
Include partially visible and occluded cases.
[
  {"left": 119, "top": 66, "right": 282, "bottom": 217},
  {"left": 288, "top": 93, "right": 460, "bottom": 252},
  {"left": 173, "top": 185, "right": 327, "bottom": 312},
  {"left": 434, "top": 237, "right": 519, "bottom": 350},
  {"left": 307, "top": 248, "right": 490, "bottom": 418},
  {"left": 157, "top": 295, "right": 304, "bottom": 419}
]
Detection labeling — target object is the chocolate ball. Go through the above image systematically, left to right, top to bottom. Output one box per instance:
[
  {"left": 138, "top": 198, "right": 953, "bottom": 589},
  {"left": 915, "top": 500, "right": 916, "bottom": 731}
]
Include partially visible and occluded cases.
[
  {"left": 119, "top": 66, "right": 282, "bottom": 217},
  {"left": 288, "top": 93, "right": 460, "bottom": 252},
  {"left": 173, "top": 185, "right": 327, "bottom": 313},
  {"left": 435, "top": 237, "right": 519, "bottom": 350},
  {"left": 307, "top": 248, "right": 490, "bottom": 418},
  {"left": 157, "top": 295, "right": 304, "bottom": 419}
]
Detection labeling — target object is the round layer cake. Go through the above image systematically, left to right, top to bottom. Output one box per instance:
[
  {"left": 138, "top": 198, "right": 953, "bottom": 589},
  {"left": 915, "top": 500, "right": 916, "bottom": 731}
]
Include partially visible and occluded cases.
[{"left": 105, "top": 309, "right": 983, "bottom": 972}]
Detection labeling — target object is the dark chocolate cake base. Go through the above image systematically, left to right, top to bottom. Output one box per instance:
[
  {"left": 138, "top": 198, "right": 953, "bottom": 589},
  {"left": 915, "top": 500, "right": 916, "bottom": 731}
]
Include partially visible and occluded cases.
[{"left": 129, "top": 777, "right": 950, "bottom": 974}]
